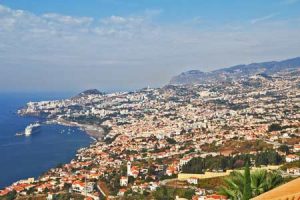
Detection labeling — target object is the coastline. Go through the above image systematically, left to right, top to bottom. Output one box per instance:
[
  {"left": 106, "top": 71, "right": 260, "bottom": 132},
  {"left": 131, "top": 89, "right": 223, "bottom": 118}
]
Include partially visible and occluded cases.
[{"left": 46, "top": 118, "right": 106, "bottom": 140}]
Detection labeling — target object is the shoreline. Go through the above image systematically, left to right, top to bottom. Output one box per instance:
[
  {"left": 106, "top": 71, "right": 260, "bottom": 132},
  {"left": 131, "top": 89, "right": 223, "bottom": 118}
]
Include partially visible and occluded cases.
[{"left": 46, "top": 118, "right": 106, "bottom": 141}]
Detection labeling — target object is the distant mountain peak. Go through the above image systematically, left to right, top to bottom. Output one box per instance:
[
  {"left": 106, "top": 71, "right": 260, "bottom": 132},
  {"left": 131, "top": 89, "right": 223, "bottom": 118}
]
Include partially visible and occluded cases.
[
  {"left": 169, "top": 57, "right": 300, "bottom": 85},
  {"left": 170, "top": 70, "right": 207, "bottom": 85},
  {"left": 183, "top": 70, "right": 204, "bottom": 74},
  {"left": 76, "top": 89, "right": 104, "bottom": 97}
]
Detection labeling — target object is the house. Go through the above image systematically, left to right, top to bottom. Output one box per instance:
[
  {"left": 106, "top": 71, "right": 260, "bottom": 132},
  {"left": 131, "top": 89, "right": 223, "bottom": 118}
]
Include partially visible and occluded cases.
[
  {"left": 293, "top": 144, "right": 300, "bottom": 152},
  {"left": 286, "top": 154, "right": 300, "bottom": 163},
  {"left": 180, "top": 156, "right": 192, "bottom": 167},
  {"left": 127, "top": 162, "right": 139, "bottom": 178},
  {"left": 166, "top": 166, "right": 177, "bottom": 176},
  {"left": 287, "top": 167, "right": 300, "bottom": 175},
  {"left": 141, "top": 168, "right": 148, "bottom": 174},
  {"left": 131, "top": 169, "right": 139, "bottom": 178},
  {"left": 88, "top": 173, "right": 101, "bottom": 179},
  {"left": 120, "top": 176, "right": 128, "bottom": 187},
  {"left": 187, "top": 177, "right": 198, "bottom": 185},
  {"left": 18, "top": 178, "right": 35, "bottom": 184},
  {"left": 72, "top": 180, "right": 85, "bottom": 193},
  {"left": 72, "top": 181, "right": 95, "bottom": 193},
  {"left": 86, "top": 182, "right": 95, "bottom": 193},
  {"left": 149, "top": 182, "right": 158, "bottom": 191},
  {"left": 36, "top": 183, "right": 52, "bottom": 193},
  {"left": 139, "top": 183, "right": 149, "bottom": 191},
  {"left": 12, "top": 185, "right": 25, "bottom": 193},
  {"left": 118, "top": 188, "right": 126, "bottom": 196},
  {"left": 195, "top": 188, "right": 206, "bottom": 196},
  {"left": 0, "top": 189, "right": 10, "bottom": 196},
  {"left": 47, "top": 193, "right": 54, "bottom": 200}
]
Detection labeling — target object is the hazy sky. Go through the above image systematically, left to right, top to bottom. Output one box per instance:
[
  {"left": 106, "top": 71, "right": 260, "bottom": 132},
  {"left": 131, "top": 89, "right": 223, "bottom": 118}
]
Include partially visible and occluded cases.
[{"left": 1, "top": 0, "right": 300, "bottom": 92}]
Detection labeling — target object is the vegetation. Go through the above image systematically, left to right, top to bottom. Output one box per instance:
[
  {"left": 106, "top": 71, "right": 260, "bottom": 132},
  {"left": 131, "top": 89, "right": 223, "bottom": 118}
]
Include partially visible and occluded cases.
[
  {"left": 268, "top": 123, "right": 282, "bottom": 132},
  {"left": 104, "top": 133, "right": 120, "bottom": 144},
  {"left": 166, "top": 137, "right": 177, "bottom": 144},
  {"left": 201, "top": 140, "right": 272, "bottom": 153},
  {"left": 278, "top": 144, "right": 290, "bottom": 154},
  {"left": 181, "top": 150, "right": 283, "bottom": 174},
  {"left": 255, "top": 150, "right": 283, "bottom": 166},
  {"left": 280, "top": 160, "right": 300, "bottom": 171},
  {"left": 243, "top": 162, "right": 252, "bottom": 200},
  {"left": 219, "top": 169, "right": 283, "bottom": 200},
  {"left": 100, "top": 170, "right": 121, "bottom": 195},
  {"left": 160, "top": 174, "right": 177, "bottom": 180},
  {"left": 197, "top": 177, "right": 225, "bottom": 190},
  {"left": 153, "top": 186, "right": 195, "bottom": 200},
  {"left": 123, "top": 190, "right": 149, "bottom": 200},
  {"left": 0, "top": 191, "right": 16, "bottom": 200},
  {"left": 52, "top": 193, "right": 82, "bottom": 200}
]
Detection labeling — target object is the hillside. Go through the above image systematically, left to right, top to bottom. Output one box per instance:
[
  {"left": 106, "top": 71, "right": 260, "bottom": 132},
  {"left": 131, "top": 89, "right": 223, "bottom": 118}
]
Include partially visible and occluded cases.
[{"left": 170, "top": 57, "right": 300, "bottom": 85}]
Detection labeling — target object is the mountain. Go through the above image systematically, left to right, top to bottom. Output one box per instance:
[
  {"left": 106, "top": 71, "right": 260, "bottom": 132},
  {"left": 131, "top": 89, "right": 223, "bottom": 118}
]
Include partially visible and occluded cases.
[
  {"left": 169, "top": 57, "right": 300, "bottom": 85},
  {"left": 75, "top": 89, "right": 105, "bottom": 97}
]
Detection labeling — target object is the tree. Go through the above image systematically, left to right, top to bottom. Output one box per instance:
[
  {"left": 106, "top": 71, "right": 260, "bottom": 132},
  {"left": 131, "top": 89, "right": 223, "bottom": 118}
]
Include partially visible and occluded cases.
[
  {"left": 268, "top": 123, "right": 282, "bottom": 132},
  {"left": 166, "top": 137, "right": 177, "bottom": 144},
  {"left": 278, "top": 145, "right": 290, "bottom": 154},
  {"left": 255, "top": 150, "right": 283, "bottom": 166},
  {"left": 243, "top": 162, "right": 252, "bottom": 200},
  {"left": 120, "top": 164, "right": 127, "bottom": 176},
  {"left": 219, "top": 169, "right": 283, "bottom": 199},
  {"left": 251, "top": 170, "right": 267, "bottom": 196},
  {"left": 219, "top": 171, "right": 244, "bottom": 200},
  {"left": 264, "top": 171, "right": 283, "bottom": 191},
  {"left": 128, "top": 176, "right": 135, "bottom": 184},
  {"left": 153, "top": 186, "right": 170, "bottom": 200},
  {"left": 153, "top": 186, "right": 195, "bottom": 200},
  {"left": 0, "top": 191, "right": 16, "bottom": 200},
  {"left": 53, "top": 193, "right": 72, "bottom": 200}
]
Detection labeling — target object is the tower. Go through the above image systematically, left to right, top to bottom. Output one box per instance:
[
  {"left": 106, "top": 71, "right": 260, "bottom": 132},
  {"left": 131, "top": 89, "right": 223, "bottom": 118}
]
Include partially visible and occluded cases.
[{"left": 127, "top": 161, "right": 131, "bottom": 176}]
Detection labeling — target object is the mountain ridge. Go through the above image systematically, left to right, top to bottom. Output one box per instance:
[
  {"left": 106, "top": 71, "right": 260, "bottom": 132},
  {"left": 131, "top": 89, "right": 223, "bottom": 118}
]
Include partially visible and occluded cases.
[{"left": 170, "top": 57, "right": 300, "bottom": 85}]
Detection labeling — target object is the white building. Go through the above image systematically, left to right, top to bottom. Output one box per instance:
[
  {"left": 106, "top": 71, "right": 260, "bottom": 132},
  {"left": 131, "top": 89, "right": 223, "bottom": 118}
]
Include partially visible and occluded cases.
[
  {"left": 286, "top": 154, "right": 300, "bottom": 163},
  {"left": 287, "top": 168, "right": 300, "bottom": 175},
  {"left": 120, "top": 176, "right": 128, "bottom": 187},
  {"left": 187, "top": 177, "right": 198, "bottom": 185}
]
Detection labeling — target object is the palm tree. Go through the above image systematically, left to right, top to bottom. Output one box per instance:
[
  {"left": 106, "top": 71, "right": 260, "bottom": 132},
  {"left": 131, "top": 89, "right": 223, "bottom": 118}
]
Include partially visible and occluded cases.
[
  {"left": 243, "top": 162, "right": 252, "bottom": 200},
  {"left": 219, "top": 169, "right": 283, "bottom": 199},
  {"left": 251, "top": 170, "right": 267, "bottom": 196},
  {"left": 264, "top": 170, "right": 283, "bottom": 191},
  {"left": 219, "top": 171, "right": 244, "bottom": 200}
]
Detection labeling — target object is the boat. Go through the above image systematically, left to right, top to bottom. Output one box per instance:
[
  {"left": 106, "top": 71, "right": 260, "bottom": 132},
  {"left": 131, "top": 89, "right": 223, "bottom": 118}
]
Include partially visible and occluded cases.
[
  {"left": 24, "top": 123, "right": 41, "bottom": 136},
  {"left": 15, "top": 132, "right": 24, "bottom": 136}
]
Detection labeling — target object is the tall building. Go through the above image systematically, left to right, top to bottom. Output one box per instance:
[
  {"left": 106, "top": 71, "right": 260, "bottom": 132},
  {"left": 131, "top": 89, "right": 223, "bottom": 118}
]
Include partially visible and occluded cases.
[{"left": 127, "top": 161, "right": 131, "bottom": 176}]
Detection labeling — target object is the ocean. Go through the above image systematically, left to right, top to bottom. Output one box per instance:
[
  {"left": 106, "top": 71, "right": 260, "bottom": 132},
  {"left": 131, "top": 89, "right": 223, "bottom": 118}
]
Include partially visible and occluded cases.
[{"left": 0, "top": 92, "right": 92, "bottom": 189}]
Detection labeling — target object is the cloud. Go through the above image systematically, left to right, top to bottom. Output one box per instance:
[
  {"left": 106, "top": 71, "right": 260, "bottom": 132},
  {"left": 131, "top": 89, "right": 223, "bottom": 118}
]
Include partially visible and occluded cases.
[
  {"left": 0, "top": 4, "right": 300, "bottom": 92},
  {"left": 0, "top": 4, "right": 10, "bottom": 13},
  {"left": 42, "top": 13, "right": 93, "bottom": 26},
  {"left": 250, "top": 13, "right": 279, "bottom": 24},
  {"left": 100, "top": 15, "right": 144, "bottom": 26},
  {"left": 101, "top": 15, "right": 128, "bottom": 25}
]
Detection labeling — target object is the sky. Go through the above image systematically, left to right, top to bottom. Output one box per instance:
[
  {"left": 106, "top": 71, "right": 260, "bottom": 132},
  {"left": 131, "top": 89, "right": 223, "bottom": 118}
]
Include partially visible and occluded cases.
[{"left": 0, "top": 0, "right": 300, "bottom": 92}]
